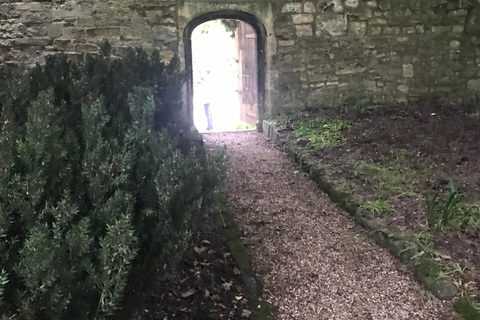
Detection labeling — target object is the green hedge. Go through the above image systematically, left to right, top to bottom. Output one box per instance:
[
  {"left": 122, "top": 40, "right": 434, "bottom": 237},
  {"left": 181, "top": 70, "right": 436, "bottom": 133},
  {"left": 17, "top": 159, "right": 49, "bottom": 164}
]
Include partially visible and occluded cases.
[{"left": 0, "top": 45, "right": 227, "bottom": 319}]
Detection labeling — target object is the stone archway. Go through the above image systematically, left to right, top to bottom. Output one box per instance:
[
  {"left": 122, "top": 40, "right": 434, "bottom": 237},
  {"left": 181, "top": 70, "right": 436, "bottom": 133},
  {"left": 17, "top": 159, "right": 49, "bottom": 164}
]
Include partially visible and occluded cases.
[{"left": 181, "top": 9, "right": 271, "bottom": 130}]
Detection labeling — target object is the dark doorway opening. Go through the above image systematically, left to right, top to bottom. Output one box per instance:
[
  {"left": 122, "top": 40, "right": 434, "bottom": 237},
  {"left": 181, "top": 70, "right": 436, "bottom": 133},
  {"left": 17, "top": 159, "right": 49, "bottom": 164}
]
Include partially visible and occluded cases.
[{"left": 183, "top": 11, "right": 266, "bottom": 132}]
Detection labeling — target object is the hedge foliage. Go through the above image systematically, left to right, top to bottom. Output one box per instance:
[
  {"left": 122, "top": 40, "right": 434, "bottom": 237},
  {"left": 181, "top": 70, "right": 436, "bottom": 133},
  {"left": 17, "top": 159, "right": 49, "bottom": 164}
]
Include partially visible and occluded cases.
[{"left": 0, "top": 44, "right": 228, "bottom": 319}]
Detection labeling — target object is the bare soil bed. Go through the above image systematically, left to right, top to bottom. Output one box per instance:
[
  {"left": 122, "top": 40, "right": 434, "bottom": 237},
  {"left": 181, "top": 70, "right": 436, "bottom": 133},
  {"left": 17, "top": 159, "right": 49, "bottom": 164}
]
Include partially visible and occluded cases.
[{"left": 272, "top": 101, "right": 480, "bottom": 306}]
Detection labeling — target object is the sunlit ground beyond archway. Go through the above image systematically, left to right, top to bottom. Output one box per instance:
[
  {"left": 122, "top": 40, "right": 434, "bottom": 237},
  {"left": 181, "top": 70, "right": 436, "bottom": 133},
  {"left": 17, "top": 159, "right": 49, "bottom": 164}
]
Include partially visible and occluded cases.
[{"left": 192, "top": 20, "right": 247, "bottom": 132}]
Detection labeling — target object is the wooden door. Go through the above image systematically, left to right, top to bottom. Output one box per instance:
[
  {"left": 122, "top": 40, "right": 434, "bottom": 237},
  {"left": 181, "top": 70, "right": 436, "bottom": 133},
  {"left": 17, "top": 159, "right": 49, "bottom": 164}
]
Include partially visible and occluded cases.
[{"left": 235, "top": 21, "right": 258, "bottom": 126}]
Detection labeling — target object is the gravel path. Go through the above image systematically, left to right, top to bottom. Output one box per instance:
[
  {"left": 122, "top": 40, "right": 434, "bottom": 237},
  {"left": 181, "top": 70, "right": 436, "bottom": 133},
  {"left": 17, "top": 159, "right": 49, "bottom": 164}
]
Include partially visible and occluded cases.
[{"left": 203, "top": 131, "right": 461, "bottom": 320}]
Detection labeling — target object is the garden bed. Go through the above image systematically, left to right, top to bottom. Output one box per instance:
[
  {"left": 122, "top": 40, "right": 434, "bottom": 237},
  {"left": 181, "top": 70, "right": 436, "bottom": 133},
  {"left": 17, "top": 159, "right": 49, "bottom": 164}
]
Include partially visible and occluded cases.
[{"left": 265, "top": 100, "right": 480, "bottom": 317}]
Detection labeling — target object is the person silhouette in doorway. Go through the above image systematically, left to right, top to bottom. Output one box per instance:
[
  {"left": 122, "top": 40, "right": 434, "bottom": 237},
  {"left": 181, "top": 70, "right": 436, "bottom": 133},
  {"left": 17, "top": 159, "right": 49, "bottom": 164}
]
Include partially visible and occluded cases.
[{"left": 203, "top": 70, "right": 213, "bottom": 131}]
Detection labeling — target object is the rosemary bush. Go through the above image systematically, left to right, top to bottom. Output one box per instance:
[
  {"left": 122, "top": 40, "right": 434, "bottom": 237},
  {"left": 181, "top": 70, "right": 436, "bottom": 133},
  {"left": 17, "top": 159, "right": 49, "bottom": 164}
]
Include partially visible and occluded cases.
[{"left": 0, "top": 45, "right": 227, "bottom": 319}]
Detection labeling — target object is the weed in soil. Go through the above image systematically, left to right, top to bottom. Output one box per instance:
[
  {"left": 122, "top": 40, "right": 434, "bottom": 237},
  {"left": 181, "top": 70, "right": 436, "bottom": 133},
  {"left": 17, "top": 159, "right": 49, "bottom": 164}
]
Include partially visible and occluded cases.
[{"left": 361, "top": 199, "right": 393, "bottom": 215}]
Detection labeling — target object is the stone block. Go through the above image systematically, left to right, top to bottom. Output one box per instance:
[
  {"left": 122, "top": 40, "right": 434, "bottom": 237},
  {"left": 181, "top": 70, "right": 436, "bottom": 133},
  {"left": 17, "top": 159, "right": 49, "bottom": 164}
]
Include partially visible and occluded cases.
[
  {"left": 319, "top": 0, "right": 344, "bottom": 13},
  {"left": 345, "top": 0, "right": 359, "bottom": 8},
  {"left": 378, "top": 0, "right": 391, "bottom": 11},
  {"left": 281, "top": 2, "right": 303, "bottom": 13},
  {"left": 303, "top": 2, "right": 316, "bottom": 13},
  {"left": 15, "top": 3, "right": 46, "bottom": 12},
  {"left": 52, "top": 7, "right": 86, "bottom": 19},
  {"left": 146, "top": 10, "right": 164, "bottom": 25},
  {"left": 20, "top": 11, "right": 53, "bottom": 25},
  {"left": 316, "top": 13, "right": 347, "bottom": 36},
  {"left": 274, "top": 14, "right": 295, "bottom": 39},
  {"left": 292, "top": 14, "right": 314, "bottom": 24},
  {"left": 76, "top": 17, "right": 95, "bottom": 27},
  {"left": 369, "top": 18, "right": 387, "bottom": 24},
  {"left": 348, "top": 20, "right": 366, "bottom": 36},
  {"left": 47, "top": 23, "right": 63, "bottom": 38},
  {"left": 295, "top": 24, "right": 313, "bottom": 37},
  {"left": 153, "top": 25, "right": 177, "bottom": 43},
  {"left": 415, "top": 25, "right": 425, "bottom": 33},
  {"left": 452, "top": 25, "right": 464, "bottom": 33},
  {"left": 370, "top": 26, "right": 382, "bottom": 35},
  {"left": 383, "top": 26, "right": 400, "bottom": 35},
  {"left": 431, "top": 26, "right": 450, "bottom": 34},
  {"left": 63, "top": 27, "right": 85, "bottom": 39},
  {"left": 86, "top": 27, "right": 120, "bottom": 39},
  {"left": 403, "top": 27, "right": 416, "bottom": 34},
  {"left": 13, "top": 37, "right": 51, "bottom": 47},
  {"left": 53, "top": 38, "right": 73, "bottom": 51},
  {"left": 278, "top": 39, "right": 295, "bottom": 46},
  {"left": 450, "top": 40, "right": 460, "bottom": 49},
  {"left": 74, "top": 43, "right": 100, "bottom": 52},
  {"left": 335, "top": 61, "right": 366, "bottom": 75},
  {"left": 402, "top": 64, "right": 414, "bottom": 77},
  {"left": 309, "top": 73, "right": 328, "bottom": 82},
  {"left": 364, "top": 79, "right": 377, "bottom": 90},
  {"left": 467, "top": 79, "right": 480, "bottom": 91},
  {"left": 397, "top": 84, "right": 409, "bottom": 93}
]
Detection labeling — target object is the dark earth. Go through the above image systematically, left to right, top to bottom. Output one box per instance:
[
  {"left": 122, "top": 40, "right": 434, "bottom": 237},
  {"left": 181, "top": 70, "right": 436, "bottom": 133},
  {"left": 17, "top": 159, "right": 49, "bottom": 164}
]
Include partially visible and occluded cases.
[{"left": 132, "top": 212, "right": 248, "bottom": 320}]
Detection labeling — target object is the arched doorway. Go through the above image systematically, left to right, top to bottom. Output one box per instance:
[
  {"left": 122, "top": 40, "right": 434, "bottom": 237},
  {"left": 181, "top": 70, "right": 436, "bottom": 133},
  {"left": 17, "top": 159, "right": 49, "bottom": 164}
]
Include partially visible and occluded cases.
[{"left": 183, "top": 11, "right": 266, "bottom": 131}]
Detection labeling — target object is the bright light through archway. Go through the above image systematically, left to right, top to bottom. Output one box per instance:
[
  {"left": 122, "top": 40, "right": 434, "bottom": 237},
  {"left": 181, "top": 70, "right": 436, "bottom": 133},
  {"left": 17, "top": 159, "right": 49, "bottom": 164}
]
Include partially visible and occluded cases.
[{"left": 192, "top": 20, "right": 248, "bottom": 132}]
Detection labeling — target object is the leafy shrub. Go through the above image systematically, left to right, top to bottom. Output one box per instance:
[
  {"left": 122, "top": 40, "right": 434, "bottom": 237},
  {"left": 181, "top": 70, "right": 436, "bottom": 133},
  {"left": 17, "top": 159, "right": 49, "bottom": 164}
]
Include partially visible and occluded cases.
[{"left": 0, "top": 46, "right": 227, "bottom": 319}]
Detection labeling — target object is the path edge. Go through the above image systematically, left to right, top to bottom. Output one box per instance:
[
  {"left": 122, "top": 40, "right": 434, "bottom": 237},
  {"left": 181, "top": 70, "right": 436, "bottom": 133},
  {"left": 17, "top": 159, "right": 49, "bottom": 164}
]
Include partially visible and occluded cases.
[
  {"left": 263, "top": 120, "right": 480, "bottom": 320},
  {"left": 211, "top": 191, "right": 276, "bottom": 320}
]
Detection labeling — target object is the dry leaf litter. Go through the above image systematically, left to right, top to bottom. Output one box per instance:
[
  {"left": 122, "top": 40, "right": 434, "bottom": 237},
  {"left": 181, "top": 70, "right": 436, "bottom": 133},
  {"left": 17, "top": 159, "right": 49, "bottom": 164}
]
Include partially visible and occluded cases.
[{"left": 203, "top": 130, "right": 461, "bottom": 320}]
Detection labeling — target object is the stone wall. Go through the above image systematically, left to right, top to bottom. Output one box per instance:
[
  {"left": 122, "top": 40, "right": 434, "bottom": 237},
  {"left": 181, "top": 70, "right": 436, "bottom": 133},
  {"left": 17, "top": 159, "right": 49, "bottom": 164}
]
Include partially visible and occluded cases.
[
  {"left": 0, "top": 0, "right": 178, "bottom": 65},
  {"left": 2, "top": 0, "right": 480, "bottom": 121},
  {"left": 273, "top": 0, "right": 480, "bottom": 112}
]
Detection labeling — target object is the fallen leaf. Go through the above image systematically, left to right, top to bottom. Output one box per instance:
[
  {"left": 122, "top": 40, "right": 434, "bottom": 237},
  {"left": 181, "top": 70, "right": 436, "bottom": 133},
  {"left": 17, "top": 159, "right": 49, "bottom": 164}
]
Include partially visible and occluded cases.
[
  {"left": 194, "top": 246, "right": 208, "bottom": 254},
  {"left": 439, "top": 253, "right": 452, "bottom": 260},
  {"left": 233, "top": 267, "right": 241, "bottom": 275},
  {"left": 222, "top": 281, "right": 233, "bottom": 291},
  {"left": 180, "top": 288, "right": 196, "bottom": 298},
  {"left": 216, "top": 303, "right": 227, "bottom": 309},
  {"left": 241, "top": 309, "right": 252, "bottom": 318}
]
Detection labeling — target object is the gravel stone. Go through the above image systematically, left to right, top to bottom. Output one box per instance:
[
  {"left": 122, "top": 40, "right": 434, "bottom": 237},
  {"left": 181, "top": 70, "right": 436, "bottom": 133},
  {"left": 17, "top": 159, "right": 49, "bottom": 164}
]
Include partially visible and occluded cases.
[{"left": 204, "top": 131, "right": 461, "bottom": 320}]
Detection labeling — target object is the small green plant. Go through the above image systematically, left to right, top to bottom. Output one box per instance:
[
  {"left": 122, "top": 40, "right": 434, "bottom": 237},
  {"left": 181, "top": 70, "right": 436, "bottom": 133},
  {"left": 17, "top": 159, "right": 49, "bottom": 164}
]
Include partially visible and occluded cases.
[
  {"left": 356, "top": 104, "right": 377, "bottom": 117},
  {"left": 292, "top": 116, "right": 350, "bottom": 149},
  {"left": 235, "top": 122, "right": 255, "bottom": 130},
  {"left": 363, "top": 128, "right": 376, "bottom": 137},
  {"left": 298, "top": 150, "right": 310, "bottom": 165},
  {"left": 353, "top": 150, "right": 427, "bottom": 199},
  {"left": 427, "top": 181, "right": 464, "bottom": 230},
  {"left": 361, "top": 199, "right": 393, "bottom": 214},
  {"left": 459, "top": 202, "right": 480, "bottom": 229},
  {"left": 400, "top": 229, "right": 438, "bottom": 260},
  {"left": 435, "top": 262, "right": 466, "bottom": 281}
]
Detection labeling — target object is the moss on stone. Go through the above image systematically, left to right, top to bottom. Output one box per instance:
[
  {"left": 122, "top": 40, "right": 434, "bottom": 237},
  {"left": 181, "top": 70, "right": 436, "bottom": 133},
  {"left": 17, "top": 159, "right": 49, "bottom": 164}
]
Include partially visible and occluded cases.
[{"left": 454, "top": 296, "right": 480, "bottom": 320}]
